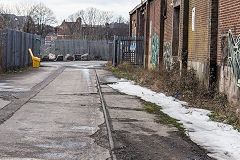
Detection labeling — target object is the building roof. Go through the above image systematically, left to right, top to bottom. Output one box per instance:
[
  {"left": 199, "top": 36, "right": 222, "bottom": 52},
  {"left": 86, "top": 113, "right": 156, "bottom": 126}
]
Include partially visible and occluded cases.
[
  {"left": 129, "top": 0, "right": 148, "bottom": 15},
  {"left": 0, "top": 14, "right": 29, "bottom": 30},
  {"left": 65, "top": 22, "right": 76, "bottom": 30}
]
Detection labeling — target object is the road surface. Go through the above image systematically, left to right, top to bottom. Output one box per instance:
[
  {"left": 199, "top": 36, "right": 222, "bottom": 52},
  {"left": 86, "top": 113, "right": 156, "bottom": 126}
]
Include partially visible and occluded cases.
[{"left": 0, "top": 61, "right": 213, "bottom": 160}]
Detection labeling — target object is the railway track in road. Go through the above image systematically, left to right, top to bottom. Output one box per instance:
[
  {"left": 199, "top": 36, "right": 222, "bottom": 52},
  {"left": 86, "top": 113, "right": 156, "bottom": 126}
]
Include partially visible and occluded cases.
[{"left": 95, "top": 69, "right": 117, "bottom": 160}]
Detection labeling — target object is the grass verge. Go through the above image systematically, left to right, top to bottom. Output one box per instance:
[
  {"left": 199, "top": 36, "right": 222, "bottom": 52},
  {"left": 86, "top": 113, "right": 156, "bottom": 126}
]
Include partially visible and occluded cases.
[{"left": 106, "top": 62, "right": 240, "bottom": 132}]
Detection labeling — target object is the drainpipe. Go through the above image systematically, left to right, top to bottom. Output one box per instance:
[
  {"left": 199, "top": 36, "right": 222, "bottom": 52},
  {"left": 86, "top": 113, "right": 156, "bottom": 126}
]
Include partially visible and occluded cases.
[{"left": 129, "top": 14, "right": 132, "bottom": 37}]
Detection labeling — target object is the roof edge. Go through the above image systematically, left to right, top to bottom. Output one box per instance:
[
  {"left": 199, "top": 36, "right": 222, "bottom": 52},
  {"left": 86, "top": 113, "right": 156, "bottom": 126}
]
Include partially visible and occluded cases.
[{"left": 129, "top": 0, "right": 148, "bottom": 15}]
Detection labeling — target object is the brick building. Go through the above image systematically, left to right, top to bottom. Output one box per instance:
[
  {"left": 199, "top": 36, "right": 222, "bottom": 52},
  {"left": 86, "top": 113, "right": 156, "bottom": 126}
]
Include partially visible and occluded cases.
[
  {"left": 129, "top": 0, "right": 187, "bottom": 69},
  {"left": 130, "top": 0, "right": 240, "bottom": 104},
  {"left": 130, "top": 0, "right": 165, "bottom": 69},
  {"left": 187, "top": 0, "right": 218, "bottom": 88},
  {"left": 217, "top": 0, "right": 240, "bottom": 104},
  {"left": 57, "top": 17, "right": 82, "bottom": 39}
]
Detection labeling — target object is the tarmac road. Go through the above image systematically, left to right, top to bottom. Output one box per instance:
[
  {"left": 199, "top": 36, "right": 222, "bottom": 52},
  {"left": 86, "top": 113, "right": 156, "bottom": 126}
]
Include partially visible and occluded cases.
[{"left": 0, "top": 61, "right": 214, "bottom": 160}]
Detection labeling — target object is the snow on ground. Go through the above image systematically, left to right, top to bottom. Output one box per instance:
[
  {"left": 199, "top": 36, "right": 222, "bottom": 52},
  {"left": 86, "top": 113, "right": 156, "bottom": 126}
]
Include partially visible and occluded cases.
[{"left": 109, "top": 80, "right": 240, "bottom": 160}]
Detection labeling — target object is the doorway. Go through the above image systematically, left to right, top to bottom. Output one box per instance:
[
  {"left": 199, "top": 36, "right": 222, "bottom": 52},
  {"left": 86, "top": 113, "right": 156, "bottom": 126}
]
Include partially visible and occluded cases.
[{"left": 172, "top": 6, "right": 180, "bottom": 56}]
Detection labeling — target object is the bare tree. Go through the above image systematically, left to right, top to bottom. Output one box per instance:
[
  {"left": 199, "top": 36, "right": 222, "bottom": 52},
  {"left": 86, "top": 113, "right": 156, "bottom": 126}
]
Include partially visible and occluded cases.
[
  {"left": 14, "top": 1, "right": 37, "bottom": 33},
  {"left": 15, "top": 1, "right": 36, "bottom": 17},
  {"left": 30, "top": 2, "right": 56, "bottom": 36},
  {"left": 0, "top": 3, "right": 12, "bottom": 29},
  {"left": 0, "top": 3, "right": 12, "bottom": 14},
  {"left": 0, "top": 3, "right": 5, "bottom": 29},
  {"left": 66, "top": 8, "right": 128, "bottom": 40},
  {"left": 68, "top": 8, "right": 114, "bottom": 26},
  {"left": 68, "top": 9, "right": 87, "bottom": 25},
  {"left": 100, "top": 11, "right": 113, "bottom": 25},
  {"left": 115, "top": 15, "right": 126, "bottom": 24}
]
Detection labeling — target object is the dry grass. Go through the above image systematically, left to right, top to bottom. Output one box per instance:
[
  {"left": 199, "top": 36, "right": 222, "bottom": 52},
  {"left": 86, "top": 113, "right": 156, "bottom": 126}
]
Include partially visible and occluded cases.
[{"left": 106, "top": 62, "right": 240, "bottom": 131}]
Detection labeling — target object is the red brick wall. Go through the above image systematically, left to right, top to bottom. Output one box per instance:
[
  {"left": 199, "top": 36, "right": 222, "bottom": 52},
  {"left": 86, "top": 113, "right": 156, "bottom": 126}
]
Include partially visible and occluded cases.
[
  {"left": 146, "top": 0, "right": 161, "bottom": 68},
  {"left": 151, "top": 0, "right": 161, "bottom": 39},
  {"left": 164, "top": 0, "right": 173, "bottom": 47},
  {"left": 187, "top": 0, "right": 211, "bottom": 87},
  {"left": 188, "top": 0, "right": 210, "bottom": 62},
  {"left": 217, "top": 0, "right": 240, "bottom": 65},
  {"left": 218, "top": 0, "right": 240, "bottom": 104},
  {"left": 130, "top": 12, "right": 137, "bottom": 37},
  {"left": 58, "top": 22, "right": 71, "bottom": 36}
]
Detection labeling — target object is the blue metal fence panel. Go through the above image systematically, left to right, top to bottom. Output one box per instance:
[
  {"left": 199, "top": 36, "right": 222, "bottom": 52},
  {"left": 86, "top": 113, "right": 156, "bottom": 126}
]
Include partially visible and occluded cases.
[
  {"left": 0, "top": 29, "right": 42, "bottom": 72},
  {"left": 0, "top": 30, "right": 3, "bottom": 71},
  {"left": 15, "top": 31, "right": 20, "bottom": 67},
  {"left": 41, "top": 38, "right": 113, "bottom": 61}
]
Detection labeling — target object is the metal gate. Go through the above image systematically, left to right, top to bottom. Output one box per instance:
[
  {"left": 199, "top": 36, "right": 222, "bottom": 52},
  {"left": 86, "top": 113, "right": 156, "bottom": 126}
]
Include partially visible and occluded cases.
[{"left": 113, "top": 36, "right": 144, "bottom": 66}]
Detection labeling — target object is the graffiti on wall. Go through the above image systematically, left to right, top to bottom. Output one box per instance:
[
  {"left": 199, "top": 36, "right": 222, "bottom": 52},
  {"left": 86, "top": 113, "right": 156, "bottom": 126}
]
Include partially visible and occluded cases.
[
  {"left": 228, "top": 30, "right": 240, "bottom": 87},
  {"left": 151, "top": 34, "right": 159, "bottom": 68},
  {"left": 163, "top": 42, "right": 171, "bottom": 69}
]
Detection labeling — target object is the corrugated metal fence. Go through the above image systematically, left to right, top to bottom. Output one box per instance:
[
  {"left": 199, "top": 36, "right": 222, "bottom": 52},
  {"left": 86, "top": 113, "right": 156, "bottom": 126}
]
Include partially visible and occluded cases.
[
  {"left": 0, "top": 29, "right": 41, "bottom": 72},
  {"left": 44, "top": 39, "right": 113, "bottom": 61}
]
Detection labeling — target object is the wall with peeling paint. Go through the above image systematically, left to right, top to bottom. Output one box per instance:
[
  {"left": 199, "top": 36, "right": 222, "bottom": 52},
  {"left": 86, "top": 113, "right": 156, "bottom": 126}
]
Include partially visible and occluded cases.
[
  {"left": 218, "top": 0, "right": 240, "bottom": 104},
  {"left": 219, "top": 31, "right": 240, "bottom": 104}
]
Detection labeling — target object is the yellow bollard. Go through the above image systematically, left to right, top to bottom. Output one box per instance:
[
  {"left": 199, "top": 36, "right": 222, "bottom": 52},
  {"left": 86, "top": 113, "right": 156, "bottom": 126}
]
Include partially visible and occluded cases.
[{"left": 28, "top": 49, "right": 40, "bottom": 68}]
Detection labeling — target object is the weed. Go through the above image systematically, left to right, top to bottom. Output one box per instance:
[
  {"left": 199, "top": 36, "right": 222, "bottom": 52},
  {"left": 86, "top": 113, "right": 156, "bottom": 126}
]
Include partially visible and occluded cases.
[
  {"left": 140, "top": 100, "right": 185, "bottom": 135},
  {"left": 208, "top": 111, "right": 219, "bottom": 121}
]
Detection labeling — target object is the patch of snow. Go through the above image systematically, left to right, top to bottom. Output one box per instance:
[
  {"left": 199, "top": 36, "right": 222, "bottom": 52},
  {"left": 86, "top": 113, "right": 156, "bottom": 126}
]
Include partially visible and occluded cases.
[
  {"left": 82, "top": 69, "right": 91, "bottom": 88},
  {"left": 109, "top": 80, "right": 240, "bottom": 160}
]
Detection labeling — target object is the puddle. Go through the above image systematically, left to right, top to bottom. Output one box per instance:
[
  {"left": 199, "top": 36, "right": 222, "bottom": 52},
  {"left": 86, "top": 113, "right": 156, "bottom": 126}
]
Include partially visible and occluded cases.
[
  {"left": 70, "top": 63, "right": 104, "bottom": 69},
  {"left": 103, "top": 76, "right": 128, "bottom": 84},
  {"left": 4, "top": 80, "right": 15, "bottom": 82},
  {"left": 0, "top": 83, "right": 23, "bottom": 90},
  {"left": 0, "top": 83, "right": 14, "bottom": 89},
  {"left": 71, "top": 126, "right": 96, "bottom": 131},
  {"left": 35, "top": 141, "right": 86, "bottom": 149},
  {"left": 62, "top": 141, "right": 87, "bottom": 148},
  {"left": 35, "top": 144, "right": 63, "bottom": 149},
  {"left": 38, "top": 152, "right": 74, "bottom": 159},
  {"left": 1, "top": 158, "right": 41, "bottom": 160}
]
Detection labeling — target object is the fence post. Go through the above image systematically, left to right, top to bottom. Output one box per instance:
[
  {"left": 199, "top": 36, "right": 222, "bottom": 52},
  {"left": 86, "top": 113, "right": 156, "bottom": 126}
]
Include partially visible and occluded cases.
[
  {"left": 0, "top": 30, "right": 3, "bottom": 72},
  {"left": 113, "top": 36, "right": 117, "bottom": 66},
  {"left": 117, "top": 37, "right": 121, "bottom": 65}
]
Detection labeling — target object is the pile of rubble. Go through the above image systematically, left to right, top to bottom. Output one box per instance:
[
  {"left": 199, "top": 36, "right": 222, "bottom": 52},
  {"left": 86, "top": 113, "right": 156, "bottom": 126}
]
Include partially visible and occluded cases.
[{"left": 41, "top": 53, "right": 90, "bottom": 62}]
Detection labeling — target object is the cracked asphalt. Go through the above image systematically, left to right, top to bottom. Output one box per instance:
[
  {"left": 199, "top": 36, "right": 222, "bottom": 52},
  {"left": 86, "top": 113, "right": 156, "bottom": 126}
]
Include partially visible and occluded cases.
[{"left": 0, "top": 61, "right": 214, "bottom": 160}]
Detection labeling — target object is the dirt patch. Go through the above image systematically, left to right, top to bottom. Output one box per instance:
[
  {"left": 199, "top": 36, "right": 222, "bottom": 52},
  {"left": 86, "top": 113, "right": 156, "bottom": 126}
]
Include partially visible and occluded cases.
[
  {"left": 97, "top": 85, "right": 214, "bottom": 160},
  {"left": 90, "top": 123, "right": 110, "bottom": 150},
  {"left": 113, "top": 130, "right": 214, "bottom": 160}
]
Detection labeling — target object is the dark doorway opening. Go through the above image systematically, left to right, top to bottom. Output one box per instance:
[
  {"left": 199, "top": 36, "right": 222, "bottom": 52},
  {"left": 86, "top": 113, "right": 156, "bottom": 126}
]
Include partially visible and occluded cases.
[
  {"left": 182, "top": 0, "right": 189, "bottom": 70},
  {"left": 172, "top": 6, "right": 180, "bottom": 56}
]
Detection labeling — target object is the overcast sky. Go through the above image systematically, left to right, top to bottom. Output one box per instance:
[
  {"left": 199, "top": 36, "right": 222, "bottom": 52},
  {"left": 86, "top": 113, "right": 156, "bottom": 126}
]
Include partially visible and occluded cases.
[{"left": 0, "top": 0, "right": 141, "bottom": 25}]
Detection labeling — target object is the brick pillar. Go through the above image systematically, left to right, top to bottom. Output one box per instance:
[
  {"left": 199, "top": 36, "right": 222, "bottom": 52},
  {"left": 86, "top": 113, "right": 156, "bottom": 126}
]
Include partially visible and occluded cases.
[{"left": 144, "top": 1, "right": 150, "bottom": 68}]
